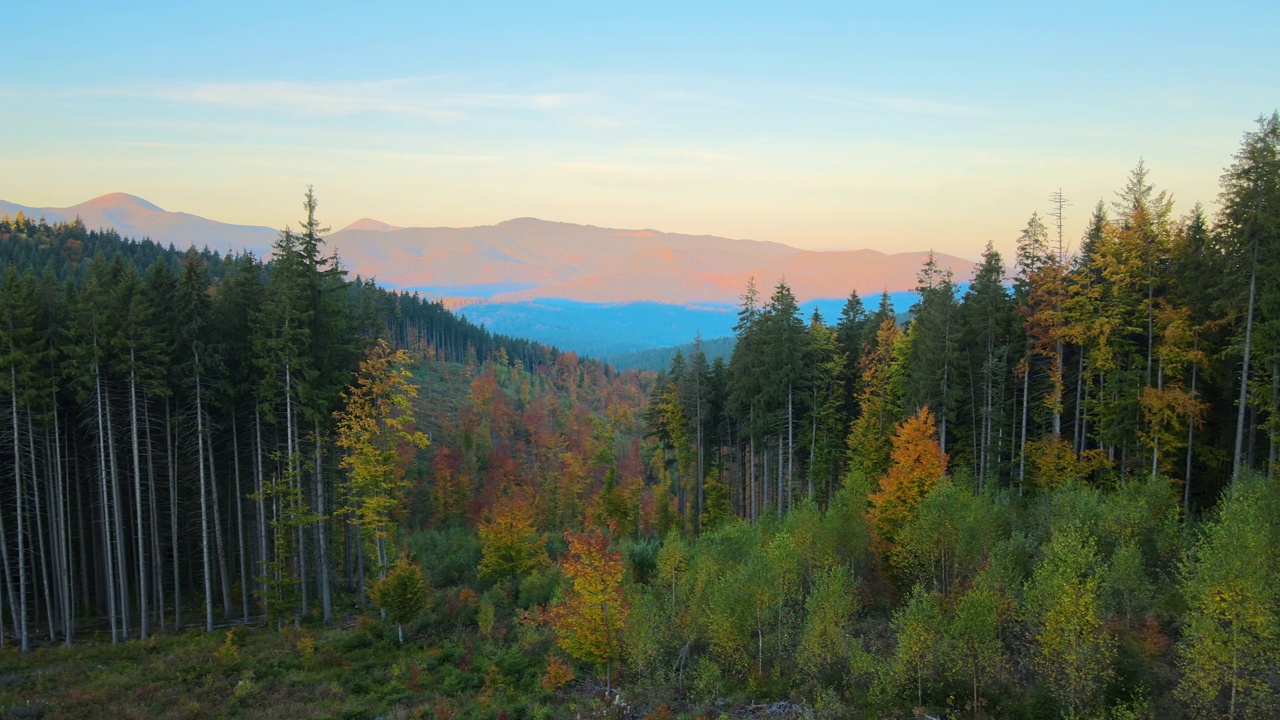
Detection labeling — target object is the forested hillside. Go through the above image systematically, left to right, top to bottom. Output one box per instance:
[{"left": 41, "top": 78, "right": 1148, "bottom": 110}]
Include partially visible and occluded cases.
[
  {"left": 621, "top": 115, "right": 1280, "bottom": 719},
  {"left": 1, "top": 116, "right": 1278, "bottom": 720},
  {"left": 0, "top": 189, "right": 625, "bottom": 652}
]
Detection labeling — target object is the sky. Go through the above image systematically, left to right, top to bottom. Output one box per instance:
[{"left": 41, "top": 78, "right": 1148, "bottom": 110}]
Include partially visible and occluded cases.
[{"left": 2, "top": 1, "right": 1277, "bottom": 259}]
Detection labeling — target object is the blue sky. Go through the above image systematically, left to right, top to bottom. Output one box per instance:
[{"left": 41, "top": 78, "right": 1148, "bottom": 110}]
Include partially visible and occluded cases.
[{"left": 2, "top": 1, "right": 1276, "bottom": 258}]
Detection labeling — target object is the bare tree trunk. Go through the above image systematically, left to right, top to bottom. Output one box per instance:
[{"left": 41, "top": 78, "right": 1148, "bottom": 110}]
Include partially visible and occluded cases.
[
  {"left": 1233, "top": 259, "right": 1257, "bottom": 481},
  {"left": 1053, "top": 341, "right": 1064, "bottom": 439},
  {"left": 1073, "top": 350, "right": 1085, "bottom": 454},
  {"left": 195, "top": 353, "right": 214, "bottom": 633},
  {"left": 1269, "top": 355, "right": 1277, "bottom": 481},
  {"left": 1151, "top": 358, "right": 1163, "bottom": 483},
  {"left": 129, "top": 359, "right": 149, "bottom": 640},
  {"left": 1185, "top": 360, "right": 1198, "bottom": 518},
  {"left": 285, "top": 361, "right": 308, "bottom": 623},
  {"left": 1018, "top": 363, "right": 1030, "bottom": 495},
  {"left": 94, "top": 365, "right": 118, "bottom": 643},
  {"left": 9, "top": 368, "right": 29, "bottom": 651},
  {"left": 787, "top": 386, "right": 794, "bottom": 510},
  {"left": 105, "top": 389, "right": 131, "bottom": 638},
  {"left": 809, "top": 393, "right": 817, "bottom": 500},
  {"left": 144, "top": 399, "right": 163, "bottom": 632},
  {"left": 167, "top": 400, "right": 180, "bottom": 630},
  {"left": 749, "top": 408, "right": 756, "bottom": 522},
  {"left": 53, "top": 410, "right": 74, "bottom": 644},
  {"left": 255, "top": 411, "right": 268, "bottom": 613},
  {"left": 27, "top": 414, "right": 55, "bottom": 643},
  {"left": 233, "top": 414, "right": 249, "bottom": 622},
  {"left": 314, "top": 421, "right": 332, "bottom": 622},
  {"left": 207, "top": 430, "right": 233, "bottom": 619},
  {"left": 777, "top": 434, "right": 783, "bottom": 516},
  {"left": 73, "top": 441, "right": 89, "bottom": 616},
  {"left": 762, "top": 444, "right": 769, "bottom": 517},
  {"left": 356, "top": 521, "right": 366, "bottom": 606}
]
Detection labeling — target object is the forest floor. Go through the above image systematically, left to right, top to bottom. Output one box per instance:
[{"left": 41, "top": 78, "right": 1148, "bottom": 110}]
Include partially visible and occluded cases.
[
  {"left": 0, "top": 616, "right": 565, "bottom": 720},
  {"left": 0, "top": 617, "right": 815, "bottom": 720}
]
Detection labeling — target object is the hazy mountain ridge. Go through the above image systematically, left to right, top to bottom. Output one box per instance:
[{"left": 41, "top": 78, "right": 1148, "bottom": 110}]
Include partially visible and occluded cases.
[
  {"left": 0, "top": 193, "right": 278, "bottom": 255},
  {"left": 1, "top": 194, "right": 974, "bottom": 307},
  {"left": 329, "top": 217, "right": 974, "bottom": 305}
]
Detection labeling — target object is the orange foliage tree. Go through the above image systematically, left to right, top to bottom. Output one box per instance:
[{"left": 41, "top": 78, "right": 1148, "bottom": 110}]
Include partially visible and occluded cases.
[
  {"left": 868, "top": 407, "right": 948, "bottom": 554},
  {"left": 540, "top": 527, "right": 630, "bottom": 691}
]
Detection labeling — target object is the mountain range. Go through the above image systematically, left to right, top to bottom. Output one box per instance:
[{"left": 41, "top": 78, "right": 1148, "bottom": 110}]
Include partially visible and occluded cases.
[
  {"left": 0, "top": 193, "right": 277, "bottom": 256},
  {"left": 2, "top": 193, "right": 976, "bottom": 359},
  {"left": 327, "top": 217, "right": 973, "bottom": 305}
]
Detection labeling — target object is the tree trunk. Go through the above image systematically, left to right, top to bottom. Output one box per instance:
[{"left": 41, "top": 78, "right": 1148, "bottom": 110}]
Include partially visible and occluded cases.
[
  {"left": 1233, "top": 259, "right": 1257, "bottom": 481},
  {"left": 1072, "top": 349, "right": 1085, "bottom": 454},
  {"left": 195, "top": 353, "right": 214, "bottom": 633},
  {"left": 1269, "top": 354, "right": 1277, "bottom": 481},
  {"left": 1151, "top": 358, "right": 1163, "bottom": 483},
  {"left": 129, "top": 359, "right": 149, "bottom": 640},
  {"left": 285, "top": 360, "right": 308, "bottom": 622},
  {"left": 1185, "top": 360, "right": 1198, "bottom": 518},
  {"left": 1018, "top": 362, "right": 1030, "bottom": 495},
  {"left": 94, "top": 364, "right": 118, "bottom": 643},
  {"left": 9, "top": 368, "right": 29, "bottom": 652},
  {"left": 695, "top": 372, "right": 704, "bottom": 531},
  {"left": 786, "top": 385, "right": 794, "bottom": 511},
  {"left": 104, "top": 389, "right": 130, "bottom": 639},
  {"left": 144, "top": 397, "right": 163, "bottom": 633},
  {"left": 167, "top": 400, "right": 181, "bottom": 630},
  {"left": 52, "top": 409, "right": 74, "bottom": 644},
  {"left": 255, "top": 411, "right": 268, "bottom": 613},
  {"left": 749, "top": 411, "right": 756, "bottom": 522},
  {"left": 27, "top": 414, "right": 55, "bottom": 643},
  {"left": 233, "top": 414, "right": 249, "bottom": 622},
  {"left": 314, "top": 421, "right": 332, "bottom": 622},
  {"left": 207, "top": 430, "right": 233, "bottom": 620},
  {"left": 776, "top": 435, "right": 783, "bottom": 516}
]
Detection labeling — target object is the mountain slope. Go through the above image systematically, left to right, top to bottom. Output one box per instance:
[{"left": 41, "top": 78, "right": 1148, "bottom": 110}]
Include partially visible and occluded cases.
[
  {"left": 0, "top": 193, "right": 277, "bottom": 254},
  {"left": 2, "top": 195, "right": 973, "bottom": 305},
  {"left": 328, "top": 217, "right": 974, "bottom": 304}
]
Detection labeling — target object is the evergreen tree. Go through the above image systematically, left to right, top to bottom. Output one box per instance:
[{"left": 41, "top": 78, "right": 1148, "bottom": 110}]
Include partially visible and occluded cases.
[
  {"left": 1218, "top": 114, "right": 1280, "bottom": 480},
  {"left": 957, "top": 242, "right": 1015, "bottom": 490}
]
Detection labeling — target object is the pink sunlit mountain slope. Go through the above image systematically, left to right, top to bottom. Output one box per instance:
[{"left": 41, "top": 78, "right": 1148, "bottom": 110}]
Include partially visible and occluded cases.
[
  {"left": 0, "top": 193, "right": 277, "bottom": 255},
  {"left": 1, "top": 194, "right": 975, "bottom": 307},
  {"left": 327, "top": 217, "right": 975, "bottom": 305}
]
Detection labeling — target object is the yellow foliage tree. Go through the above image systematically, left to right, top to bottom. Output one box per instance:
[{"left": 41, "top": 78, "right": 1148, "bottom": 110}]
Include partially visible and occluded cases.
[
  {"left": 847, "top": 317, "right": 905, "bottom": 479},
  {"left": 334, "top": 339, "right": 430, "bottom": 590},
  {"left": 1176, "top": 477, "right": 1279, "bottom": 719},
  {"left": 478, "top": 489, "right": 548, "bottom": 583},
  {"left": 1025, "top": 525, "right": 1114, "bottom": 716},
  {"left": 540, "top": 528, "right": 630, "bottom": 692}
]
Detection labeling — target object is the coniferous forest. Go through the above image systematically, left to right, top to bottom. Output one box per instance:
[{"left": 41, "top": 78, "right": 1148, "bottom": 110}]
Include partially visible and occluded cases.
[{"left": 0, "top": 118, "right": 1278, "bottom": 719}]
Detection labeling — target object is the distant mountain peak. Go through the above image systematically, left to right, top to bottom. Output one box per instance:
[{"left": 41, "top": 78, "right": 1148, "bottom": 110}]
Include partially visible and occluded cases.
[
  {"left": 0, "top": 192, "right": 276, "bottom": 255},
  {"left": 78, "top": 192, "right": 165, "bottom": 213},
  {"left": 498, "top": 217, "right": 561, "bottom": 227},
  {"left": 342, "top": 218, "right": 402, "bottom": 232}
]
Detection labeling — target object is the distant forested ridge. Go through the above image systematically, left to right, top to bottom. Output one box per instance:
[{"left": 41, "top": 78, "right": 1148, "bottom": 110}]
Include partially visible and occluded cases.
[{"left": 605, "top": 334, "right": 737, "bottom": 372}]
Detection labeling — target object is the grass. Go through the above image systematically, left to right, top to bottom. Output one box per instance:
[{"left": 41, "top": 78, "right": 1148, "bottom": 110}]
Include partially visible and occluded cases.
[{"left": 0, "top": 615, "right": 565, "bottom": 720}]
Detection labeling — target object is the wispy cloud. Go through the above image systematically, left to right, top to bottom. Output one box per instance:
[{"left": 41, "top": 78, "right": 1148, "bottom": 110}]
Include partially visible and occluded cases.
[{"left": 61, "top": 77, "right": 592, "bottom": 120}]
